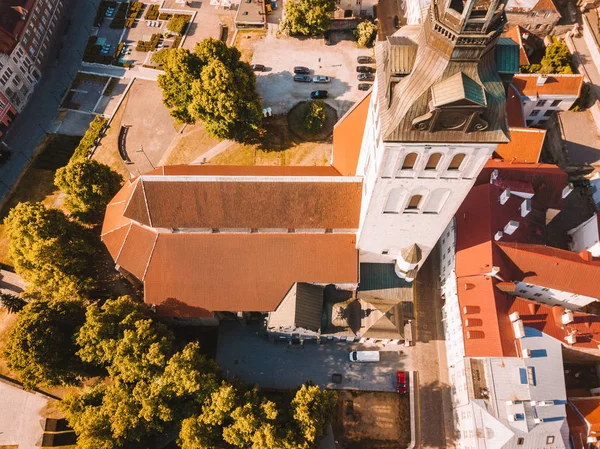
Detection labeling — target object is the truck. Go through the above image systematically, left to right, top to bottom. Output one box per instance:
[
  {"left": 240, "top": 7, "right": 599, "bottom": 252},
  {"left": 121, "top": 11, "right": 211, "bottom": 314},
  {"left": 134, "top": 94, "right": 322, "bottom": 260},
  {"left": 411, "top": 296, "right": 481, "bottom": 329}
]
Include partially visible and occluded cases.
[{"left": 348, "top": 351, "right": 380, "bottom": 362}]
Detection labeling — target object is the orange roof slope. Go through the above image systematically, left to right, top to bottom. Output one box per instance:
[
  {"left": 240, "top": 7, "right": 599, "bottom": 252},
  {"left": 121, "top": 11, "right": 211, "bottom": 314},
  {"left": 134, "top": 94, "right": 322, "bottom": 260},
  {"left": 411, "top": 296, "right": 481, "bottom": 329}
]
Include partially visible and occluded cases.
[
  {"left": 503, "top": 26, "right": 530, "bottom": 66},
  {"left": 512, "top": 74, "right": 584, "bottom": 97},
  {"left": 506, "top": 84, "right": 526, "bottom": 127},
  {"left": 332, "top": 92, "right": 371, "bottom": 176},
  {"left": 495, "top": 128, "right": 545, "bottom": 163},
  {"left": 147, "top": 165, "right": 343, "bottom": 177},
  {"left": 122, "top": 176, "right": 363, "bottom": 230},
  {"left": 144, "top": 233, "right": 358, "bottom": 317},
  {"left": 497, "top": 242, "right": 600, "bottom": 299},
  {"left": 571, "top": 398, "right": 600, "bottom": 433}
]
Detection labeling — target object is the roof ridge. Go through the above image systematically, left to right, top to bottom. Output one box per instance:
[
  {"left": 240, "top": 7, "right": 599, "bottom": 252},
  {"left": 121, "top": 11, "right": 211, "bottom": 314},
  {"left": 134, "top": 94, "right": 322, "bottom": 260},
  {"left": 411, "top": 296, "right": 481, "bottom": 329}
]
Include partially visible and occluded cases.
[
  {"left": 139, "top": 179, "right": 153, "bottom": 228},
  {"left": 114, "top": 223, "right": 133, "bottom": 265},
  {"left": 142, "top": 230, "right": 159, "bottom": 281}
]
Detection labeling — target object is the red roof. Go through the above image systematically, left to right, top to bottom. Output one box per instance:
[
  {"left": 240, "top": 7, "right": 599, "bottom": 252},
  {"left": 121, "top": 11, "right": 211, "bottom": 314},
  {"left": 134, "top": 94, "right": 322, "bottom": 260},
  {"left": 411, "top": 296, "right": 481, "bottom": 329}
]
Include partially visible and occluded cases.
[
  {"left": 503, "top": 26, "right": 531, "bottom": 66},
  {"left": 512, "top": 74, "right": 584, "bottom": 98},
  {"left": 506, "top": 84, "right": 526, "bottom": 127},
  {"left": 332, "top": 92, "right": 371, "bottom": 176},
  {"left": 494, "top": 128, "right": 546, "bottom": 163},
  {"left": 497, "top": 242, "right": 600, "bottom": 299},
  {"left": 567, "top": 401, "right": 589, "bottom": 449}
]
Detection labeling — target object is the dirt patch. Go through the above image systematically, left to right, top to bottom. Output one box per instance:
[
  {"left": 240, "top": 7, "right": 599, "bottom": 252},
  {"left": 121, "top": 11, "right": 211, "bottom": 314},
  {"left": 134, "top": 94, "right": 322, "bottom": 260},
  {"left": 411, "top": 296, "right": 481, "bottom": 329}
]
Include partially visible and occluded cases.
[
  {"left": 234, "top": 30, "right": 267, "bottom": 63},
  {"left": 288, "top": 101, "right": 337, "bottom": 142},
  {"left": 161, "top": 122, "right": 221, "bottom": 166},
  {"left": 332, "top": 391, "right": 410, "bottom": 449}
]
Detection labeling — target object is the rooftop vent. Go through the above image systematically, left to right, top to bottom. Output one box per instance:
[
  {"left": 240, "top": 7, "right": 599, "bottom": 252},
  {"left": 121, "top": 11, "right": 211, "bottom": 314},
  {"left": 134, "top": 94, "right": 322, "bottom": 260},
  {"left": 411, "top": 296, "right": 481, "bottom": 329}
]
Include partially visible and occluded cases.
[
  {"left": 536, "top": 75, "right": 548, "bottom": 86},
  {"left": 490, "top": 169, "right": 499, "bottom": 183},
  {"left": 562, "top": 183, "right": 574, "bottom": 198},
  {"left": 500, "top": 188, "right": 511, "bottom": 205},
  {"left": 521, "top": 199, "right": 532, "bottom": 217},
  {"left": 504, "top": 220, "right": 520, "bottom": 235},
  {"left": 494, "top": 231, "right": 503, "bottom": 241},
  {"left": 562, "top": 310, "right": 574, "bottom": 325},
  {"left": 510, "top": 311, "right": 520, "bottom": 322},
  {"left": 513, "top": 319, "right": 525, "bottom": 339},
  {"left": 565, "top": 332, "right": 577, "bottom": 344},
  {"left": 522, "top": 348, "right": 532, "bottom": 358},
  {"left": 537, "top": 400, "right": 555, "bottom": 406},
  {"left": 534, "top": 417, "right": 544, "bottom": 424}
]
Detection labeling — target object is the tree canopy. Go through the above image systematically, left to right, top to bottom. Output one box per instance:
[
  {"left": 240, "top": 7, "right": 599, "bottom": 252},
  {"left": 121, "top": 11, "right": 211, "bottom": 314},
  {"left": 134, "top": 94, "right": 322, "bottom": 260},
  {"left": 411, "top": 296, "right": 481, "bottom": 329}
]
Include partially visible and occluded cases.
[
  {"left": 280, "top": 0, "right": 336, "bottom": 36},
  {"left": 355, "top": 20, "right": 377, "bottom": 48},
  {"left": 157, "top": 38, "right": 262, "bottom": 143},
  {"left": 540, "top": 39, "right": 573, "bottom": 74},
  {"left": 54, "top": 158, "right": 122, "bottom": 222},
  {"left": 3, "top": 202, "right": 96, "bottom": 299},
  {"left": 0, "top": 292, "right": 27, "bottom": 314},
  {"left": 4, "top": 298, "right": 88, "bottom": 389}
]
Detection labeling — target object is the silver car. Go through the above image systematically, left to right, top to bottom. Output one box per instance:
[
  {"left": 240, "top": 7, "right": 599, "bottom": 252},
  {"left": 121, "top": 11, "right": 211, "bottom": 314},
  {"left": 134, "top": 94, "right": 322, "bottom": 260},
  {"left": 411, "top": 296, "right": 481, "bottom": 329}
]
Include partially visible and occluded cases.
[{"left": 313, "top": 75, "right": 331, "bottom": 83}]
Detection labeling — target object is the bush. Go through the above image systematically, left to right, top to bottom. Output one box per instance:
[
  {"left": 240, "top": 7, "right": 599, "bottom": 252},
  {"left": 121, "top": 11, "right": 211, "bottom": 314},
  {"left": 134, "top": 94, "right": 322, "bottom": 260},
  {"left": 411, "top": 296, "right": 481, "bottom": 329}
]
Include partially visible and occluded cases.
[
  {"left": 144, "top": 4, "right": 159, "bottom": 20},
  {"left": 159, "top": 12, "right": 172, "bottom": 20},
  {"left": 167, "top": 15, "right": 190, "bottom": 35},
  {"left": 125, "top": 17, "right": 135, "bottom": 28},
  {"left": 355, "top": 20, "right": 377, "bottom": 48},
  {"left": 173, "top": 35, "right": 182, "bottom": 48},
  {"left": 151, "top": 48, "right": 171, "bottom": 66},
  {"left": 303, "top": 100, "right": 326, "bottom": 133},
  {"left": 72, "top": 116, "right": 108, "bottom": 160}
]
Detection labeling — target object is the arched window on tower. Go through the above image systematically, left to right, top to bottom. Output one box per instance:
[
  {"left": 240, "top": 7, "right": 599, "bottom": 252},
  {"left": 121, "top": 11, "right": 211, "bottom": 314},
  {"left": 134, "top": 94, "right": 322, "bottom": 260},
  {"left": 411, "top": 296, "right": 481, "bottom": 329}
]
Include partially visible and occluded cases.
[
  {"left": 401, "top": 152, "right": 418, "bottom": 170},
  {"left": 425, "top": 153, "right": 442, "bottom": 170},
  {"left": 448, "top": 153, "right": 466, "bottom": 170},
  {"left": 383, "top": 188, "right": 405, "bottom": 214},
  {"left": 423, "top": 189, "right": 450, "bottom": 214},
  {"left": 404, "top": 194, "right": 423, "bottom": 213}
]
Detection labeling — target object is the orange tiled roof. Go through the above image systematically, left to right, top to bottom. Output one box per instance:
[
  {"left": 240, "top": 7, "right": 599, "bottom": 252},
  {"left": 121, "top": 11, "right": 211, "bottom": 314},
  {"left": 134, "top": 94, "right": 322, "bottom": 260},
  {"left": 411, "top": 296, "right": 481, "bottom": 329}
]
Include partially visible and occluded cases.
[
  {"left": 532, "top": 0, "right": 558, "bottom": 12},
  {"left": 503, "top": 26, "right": 531, "bottom": 66},
  {"left": 512, "top": 74, "right": 584, "bottom": 98},
  {"left": 506, "top": 84, "right": 526, "bottom": 127},
  {"left": 332, "top": 92, "right": 371, "bottom": 176},
  {"left": 495, "top": 127, "right": 546, "bottom": 163},
  {"left": 146, "top": 165, "right": 343, "bottom": 177},
  {"left": 497, "top": 242, "right": 600, "bottom": 299},
  {"left": 571, "top": 398, "right": 600, "bottom": 433},
  {"left": 567, "top": 401, "right": 589, "bottom": 449}
]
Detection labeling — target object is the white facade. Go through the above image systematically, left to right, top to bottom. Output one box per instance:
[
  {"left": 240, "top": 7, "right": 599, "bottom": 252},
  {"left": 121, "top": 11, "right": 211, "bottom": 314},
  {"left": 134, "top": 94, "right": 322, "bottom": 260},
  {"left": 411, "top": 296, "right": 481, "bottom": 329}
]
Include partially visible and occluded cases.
[
  {"left": 335, "top": 0, "right": 377, "bottom": 17},
  {"left": 405, "top": 0, "right": 430, "bottom": 24},
  {"left": 518, "top": 79, "right": 581, "bottom": 128},
  {"left": 356, "top": 83, "right": 495, "bottom": 269},
  {"left": 568, "top": 213, "right": 600, "bottom": 257},
  {"left": 510, "top": 281, "right": 597, "bottom": 310}
]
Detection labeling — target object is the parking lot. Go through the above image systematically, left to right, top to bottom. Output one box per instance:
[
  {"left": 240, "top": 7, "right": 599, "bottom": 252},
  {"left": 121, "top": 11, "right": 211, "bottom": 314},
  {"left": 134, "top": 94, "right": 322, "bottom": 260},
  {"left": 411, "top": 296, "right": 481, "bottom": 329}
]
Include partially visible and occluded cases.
[{"left": 251, "top": 32, "right": 373, "bottom": 115}]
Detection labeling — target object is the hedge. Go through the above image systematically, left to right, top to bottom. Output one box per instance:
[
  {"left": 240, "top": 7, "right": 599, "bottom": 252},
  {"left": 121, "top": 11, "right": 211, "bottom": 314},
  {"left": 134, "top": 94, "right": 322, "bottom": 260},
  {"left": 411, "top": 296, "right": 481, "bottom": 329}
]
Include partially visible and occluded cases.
[
  {"left": 159, "top": 12, "right": 172, "bottom": 20},
  {"left": 136, "top": 34, "right": 161, "bottom": 52},
  {"left": 72, "top": 116, "right": 108, "bottom": 161}
]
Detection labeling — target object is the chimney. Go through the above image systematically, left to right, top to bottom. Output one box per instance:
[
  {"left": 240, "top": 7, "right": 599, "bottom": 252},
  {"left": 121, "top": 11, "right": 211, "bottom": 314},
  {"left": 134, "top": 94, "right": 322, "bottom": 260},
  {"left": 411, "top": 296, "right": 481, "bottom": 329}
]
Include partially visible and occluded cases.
[
  {"left": 537, "top": 75, "right": 548, "bottom": 86},
  {"left": 490, "top": 169, "right": 499, "bottom": 184},
  {"left": 562, "top": 183, "right": 574, "bottom": 198},
  {"left": 500, "top": 188, "right": 511, "bottom": 205},
  {"left": 521, "top": 199, "right": 532, "bottom": 217},
  {"left": 504, "top": 220, "right": 520, "bottom": 235},
  {"left": 494, "top": 231, "right": 503, "bottom": 241},
  {"left": 579, "top": 250, "right": 593, "bottom": 262},
  {"left": 562, "top": 310, "right": 574, "bottom": 325},
  {"left": 510, "top": 311, "right": 521, "bottom": 322},
  {"left": 565, "top": 333, "right": 577, "bottom": 344}
]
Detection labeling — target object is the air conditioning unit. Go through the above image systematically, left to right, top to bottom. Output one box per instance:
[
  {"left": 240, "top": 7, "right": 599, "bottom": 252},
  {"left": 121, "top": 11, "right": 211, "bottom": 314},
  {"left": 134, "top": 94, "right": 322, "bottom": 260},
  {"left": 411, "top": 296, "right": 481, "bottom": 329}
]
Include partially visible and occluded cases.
[
  {"left": 562, "top": 183, "right": 574, "bottom": 198},
  {"left": 500, "top": 188, "right": 511, "bottom": 205},
  {"left": 521, "top": 199, "right": 532, "bottom": 217},
  {"left": 504, "top": 220, "right": 520, "bottom": 235},
  {"left": 494, "top": 231, "right": 503, "bottom": 241},
  {"left": 562, "top": 310, "right": 574, "bottom": 325},
  {"left": 510, "top": 312, "right": 520, "bottom": 322},
  {"left": 522, "top": 348, "right": 532, "bottom": 358},
  {"left": 588, "top": 436, "right": 598, "bottom": 443}
]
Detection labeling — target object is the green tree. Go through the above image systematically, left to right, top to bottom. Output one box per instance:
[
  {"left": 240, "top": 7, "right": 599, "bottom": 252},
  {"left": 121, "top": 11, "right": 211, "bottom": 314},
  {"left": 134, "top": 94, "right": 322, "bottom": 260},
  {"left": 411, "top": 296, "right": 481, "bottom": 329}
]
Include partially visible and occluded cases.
[
  {"left": 280, "top": 0, "right": 336, "bottom": 36},
  {"left": 167, "top": 15, "right": 189, "bottom": 34},
  {"left": 355, "top": 20, "right": 377, "bottom": 48},
  {"left": 158, "top": 39, "right": 262, "bottom": 143},
  {"left": 540, "top": 39, "right": 574, "bottom": 74},
  {"left": 151, "top": 48, "right": 171, "bottom": 65},
  {"left": 303, "top": 100, "right": 327, "bottom": 133},
  {"left": 54, "top": 158, "right": 122, "bottom": 222},
  {"left": 4, "top": 202, "right": 96, "bottom": 298},
  {"left": 0, "top": 292, "right": 27, "bottom": 314},
  {"left": 4, "top": 298, "right": 88, "bottom": 389},
  {"left": 290, "top": 384, "right": 337, "bottom": 445}
]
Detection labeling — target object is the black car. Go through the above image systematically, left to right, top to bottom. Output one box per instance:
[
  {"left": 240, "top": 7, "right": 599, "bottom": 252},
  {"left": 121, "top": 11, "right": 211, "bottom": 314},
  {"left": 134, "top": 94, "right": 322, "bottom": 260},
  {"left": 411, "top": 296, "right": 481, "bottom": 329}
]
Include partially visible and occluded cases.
[
  {"left": 394, "top": 15, "right": 400, "bottom": 28},
  {"left": 357, "top": 56, "right": 375, "bottom": 64},
  {"left": 251, "top": 64, "right": 265, "bottom": 71},
  {"left": 357, "top": 65, "right": 376, "bottom": 73},
  {"left": 294, "top": 66, "right": 310, "bottom": 74},
  {"left": 357, "top": 73, "right": 375, "bottom": 81},
  {"left": 293, "top": 74, "right": 312, "bottom": 82},
  {"left": 358, "top": 83, "right": 372, "bottom": 91},
  {"left": 310, "top": 90, "right": 328, "bottom": 99}
]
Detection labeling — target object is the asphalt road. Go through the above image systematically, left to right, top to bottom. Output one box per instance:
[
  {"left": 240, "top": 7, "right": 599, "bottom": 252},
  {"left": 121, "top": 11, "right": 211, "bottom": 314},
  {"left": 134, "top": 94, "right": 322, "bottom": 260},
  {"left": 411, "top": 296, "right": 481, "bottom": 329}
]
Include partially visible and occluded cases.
[{"left": 0, "top": 0, "right": 101, "bottom": 202}]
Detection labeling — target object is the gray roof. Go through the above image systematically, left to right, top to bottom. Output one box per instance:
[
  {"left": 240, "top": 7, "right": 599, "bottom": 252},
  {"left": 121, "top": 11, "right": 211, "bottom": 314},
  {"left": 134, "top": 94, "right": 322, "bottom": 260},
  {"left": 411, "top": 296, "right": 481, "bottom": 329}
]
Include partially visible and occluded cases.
[
  {"left": 388, "top": 36, "right": 418, "bottom": 75},
  {"left": 431, "top": 72, "right": 487, "bottom": 108},
  {"left": 267, "top": 283, "right": 324, "bottom": 332}
]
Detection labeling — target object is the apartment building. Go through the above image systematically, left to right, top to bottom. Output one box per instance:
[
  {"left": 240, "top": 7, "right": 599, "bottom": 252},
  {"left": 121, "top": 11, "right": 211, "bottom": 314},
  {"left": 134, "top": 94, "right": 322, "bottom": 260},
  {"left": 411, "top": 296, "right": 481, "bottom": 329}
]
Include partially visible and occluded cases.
[
  {"left": 0, "top": 0, "right": 67, "bottom": 138},
  {"left": 505, "top": 0, "right": 561, "bottom": 36}
]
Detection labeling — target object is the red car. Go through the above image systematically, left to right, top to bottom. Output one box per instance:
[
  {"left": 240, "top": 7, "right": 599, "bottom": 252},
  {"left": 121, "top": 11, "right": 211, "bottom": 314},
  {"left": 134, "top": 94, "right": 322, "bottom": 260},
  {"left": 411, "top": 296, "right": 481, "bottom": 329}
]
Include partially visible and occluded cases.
[{"left": 396, "top": 371, "right": 407, "bottom": 394}]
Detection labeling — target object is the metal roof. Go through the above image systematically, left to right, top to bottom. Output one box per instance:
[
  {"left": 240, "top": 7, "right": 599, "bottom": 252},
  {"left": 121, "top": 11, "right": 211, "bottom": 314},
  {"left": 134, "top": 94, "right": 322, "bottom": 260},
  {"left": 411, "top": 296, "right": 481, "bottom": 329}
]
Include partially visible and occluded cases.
[
  {"left": 388, "top": 36, "right": 418, "bottom": 75},
  {"left": 495, "top": 38, "right": 521, "bottom": 74},
  {"left": 431, "top": 72, "right": 487, "bottom": 108}
]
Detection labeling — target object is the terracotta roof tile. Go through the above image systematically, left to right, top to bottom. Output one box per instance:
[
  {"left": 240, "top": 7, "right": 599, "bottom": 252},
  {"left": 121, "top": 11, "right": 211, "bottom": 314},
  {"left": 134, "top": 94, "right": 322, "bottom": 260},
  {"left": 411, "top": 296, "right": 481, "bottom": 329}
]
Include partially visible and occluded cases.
[
  {"left": 532, "top": 0, "right": 558, "bottom": 11},
  {"left": 512, "top": 74, "right": 584, "bottom": 97},
  {"left": 506, "top": 84, "right": 526, "bottom": 128},
  {"left": 332, "top": 92, "right": 371, "bottom": 176},
  {"left": 495, "top": 127, "right": 545, "bottom": 163},
  {"left": 147, "top": 165, "right": 343, "bottom": 177},
  {"left": 124, "top": 177, "right": 362, "bottom": 230},
  {"left": 102, "top": 223, "right": 132, "bottom": 261},
  {"left": 115, "top": 224, "right": 157, "bottom": 280},
  {"left": 144, "top": 233, "right": 358, "bottom": 317},
  {"left": 497, "top": 242, "right": 600, "bottom": 299},
  {"left": 571, "top": 398, "right": 600, "bottom": 433},
  {"left": 567, "top": 402, "right": 588, "bottom": 449}
]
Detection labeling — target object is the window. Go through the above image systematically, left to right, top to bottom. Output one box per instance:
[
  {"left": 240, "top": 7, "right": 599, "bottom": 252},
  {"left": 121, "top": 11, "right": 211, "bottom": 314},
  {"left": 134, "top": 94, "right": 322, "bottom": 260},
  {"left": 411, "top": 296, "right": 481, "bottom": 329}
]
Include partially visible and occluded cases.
[
  {"left": 535, "top": 24, "right": 541, "bottom": 29},
  {"left": 0, "top": 100, "right": 5, "bottom": 111},
  {"left": 537, "top": 100, "right": 547, "bottom": 107},
  {"left": 551, "top": 100, "right": 561, "bottom": 107},
  {"left": 530, "top": 109, "right": 540, "bottom": 117},
  {"left": 543, "top": 110, "right": 554, "bottom": 117},
  {"left": 401, "top": 152, "right": 418, "bottom": 170},
  {"left": 425, "top": 153, "right": 442, "bottom": 170},
  {"left": 447, "top": 153, "right": 465, "bottom": 170},
  {"left": 383, "top": 188, "right": 404, "bottom": 214},
  {"left": 424, "top": 189, "right": 450, "bottom": 214},
  {"left": 404, "top": 194, "right": 423, "bottom": 213},
  {"left": 382, "top": 249, "right": 389, "bottom": 255},
  {"left": 526, "top": 284, "right": 534, "bottom": 288},
  {"left": 542, "top": 287, "right": 549, "bottom": 292},
  {"left": 519, "top": 290, "right": 527, "bottom": 294},
  {"left": 534, "top": 293, "right": 542, "bottom": 297},
  {"left": 546, "top": 436, "right": 554, "bottom": 445},
  {"left": 517, "top": 438, "right": 525, "bottom": 445}
]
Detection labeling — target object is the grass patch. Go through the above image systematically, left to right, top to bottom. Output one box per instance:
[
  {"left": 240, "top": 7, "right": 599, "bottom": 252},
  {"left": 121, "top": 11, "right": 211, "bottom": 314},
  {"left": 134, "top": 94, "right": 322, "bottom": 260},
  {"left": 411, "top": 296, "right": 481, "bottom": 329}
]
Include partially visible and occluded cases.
[
  {"left": 233, "top": 30, "right": 267, "bottom": 63},
  {"left": 163, "top": 123, "right": 221, "bottom": 165}
]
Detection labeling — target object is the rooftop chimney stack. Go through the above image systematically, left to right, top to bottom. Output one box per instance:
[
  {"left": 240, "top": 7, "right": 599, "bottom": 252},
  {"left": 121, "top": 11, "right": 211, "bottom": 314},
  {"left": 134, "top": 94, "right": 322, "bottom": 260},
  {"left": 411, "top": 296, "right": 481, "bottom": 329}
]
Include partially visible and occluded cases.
[
  {"left": 537, "top": 75, "right": 548, "bottom": 86},
  {"left": 490, "top": 169, "right": 499, "bottom": 184},
  {"left": 562, "top": 183, "right": 574, "bottom": 198},
  {"left": 500, "top": 188, "right": 511, "bottom": 205},
  {"left": 521, "top": 199, "right": 532, "bottom": 217},
  {"left": 504, "top": 220, "right": 520, "bottom": 235},
  {"left": 494, "top": 231, "right": 503, "bottom": 241}
]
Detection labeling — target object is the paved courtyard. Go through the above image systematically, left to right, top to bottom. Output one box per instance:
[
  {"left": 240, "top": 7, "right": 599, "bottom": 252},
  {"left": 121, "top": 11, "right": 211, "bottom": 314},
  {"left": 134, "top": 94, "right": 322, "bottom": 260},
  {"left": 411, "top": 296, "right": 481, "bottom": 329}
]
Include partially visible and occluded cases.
[{"left": 251, "top": 32, "right": 372, "bottom": 115}]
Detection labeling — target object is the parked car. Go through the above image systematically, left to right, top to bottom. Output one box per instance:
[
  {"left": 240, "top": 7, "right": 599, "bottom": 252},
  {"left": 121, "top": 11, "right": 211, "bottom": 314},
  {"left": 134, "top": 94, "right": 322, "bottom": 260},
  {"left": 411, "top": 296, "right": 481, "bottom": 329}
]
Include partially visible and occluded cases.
[
  {"left": 357, "top": 56, "right": 375, "bottom": 64},
  {"left": 251, "top": 64, "right": 265, "bottom": 72},
  {"left": 357, "top": 65, "right": 376, "bottom": 73},
  {"left": 294, "top": 66, "right": 310, "bottom": 74},
  {"left": 357, "top": 73, "right": 375, "bottom": 81},
  {"left": 293, "top": 74, "right": 312, "bottom": 82},
  {"left": 313, "top": 75, "right": 331, "bottom": 83},
  {"left": 358, "top": 83, "right": 372, "bottom": 91},
  {"left": 310, "top": 90, "right": 328, "bottom": 99},
  {"left": 349, "top": 351, "right": 380, "bottom": 362},
  {"left": 396, "top": 371, "right": 408, "bottom": 394}
]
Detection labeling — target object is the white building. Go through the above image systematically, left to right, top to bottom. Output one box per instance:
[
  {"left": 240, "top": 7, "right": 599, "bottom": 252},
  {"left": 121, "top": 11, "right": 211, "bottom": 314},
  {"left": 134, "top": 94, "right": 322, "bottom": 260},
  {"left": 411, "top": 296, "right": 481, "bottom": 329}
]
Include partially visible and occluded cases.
[
  {"left": 334, "top": 0, "right": 377, "bottom": 18},
  {"left": 352, "top": 0, "right": 510, "bottom": 280},
  {"left": 512, "top": 74, "right": 584, "bottom": 128},
  {"left": 568, "top": 212, "right": 600, "bottom": 258}
]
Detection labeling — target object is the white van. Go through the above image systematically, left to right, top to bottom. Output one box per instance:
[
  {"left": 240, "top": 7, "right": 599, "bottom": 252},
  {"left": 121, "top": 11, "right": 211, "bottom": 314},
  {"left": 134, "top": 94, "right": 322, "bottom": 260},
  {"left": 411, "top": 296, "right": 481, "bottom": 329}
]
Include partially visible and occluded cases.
[{"left": 348, "top": 351, "right": 380, "bottom": 362}]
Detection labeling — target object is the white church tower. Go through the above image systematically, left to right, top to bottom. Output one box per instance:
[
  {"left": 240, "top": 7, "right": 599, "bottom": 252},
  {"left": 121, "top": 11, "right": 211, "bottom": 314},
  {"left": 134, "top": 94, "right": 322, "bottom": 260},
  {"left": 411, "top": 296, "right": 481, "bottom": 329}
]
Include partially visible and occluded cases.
[{"left": 356, "top": 0, "right": 510, "bottom": 280}]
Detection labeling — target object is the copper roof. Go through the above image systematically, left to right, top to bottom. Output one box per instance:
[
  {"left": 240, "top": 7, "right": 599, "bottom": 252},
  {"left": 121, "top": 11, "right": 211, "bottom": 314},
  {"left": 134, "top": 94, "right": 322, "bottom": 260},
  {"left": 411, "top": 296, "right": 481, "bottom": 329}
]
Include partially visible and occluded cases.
[
  {"left": 502, "top": 26, "right": 531, "bottom": 66},
  {"left": 388, "top": 36, "right": 418, "bottom": 75},
  {"left": 512, "top": 74, "right": 584, "bottom": 98},
  {"left": 332, "top": 92, "right": 371, "bottom": 176},
  {"left": 121, "top": 174, "right": 363, "bottom": 230},
  {"left": 401, "top": 244, "right": 422, "bottom": 264}
]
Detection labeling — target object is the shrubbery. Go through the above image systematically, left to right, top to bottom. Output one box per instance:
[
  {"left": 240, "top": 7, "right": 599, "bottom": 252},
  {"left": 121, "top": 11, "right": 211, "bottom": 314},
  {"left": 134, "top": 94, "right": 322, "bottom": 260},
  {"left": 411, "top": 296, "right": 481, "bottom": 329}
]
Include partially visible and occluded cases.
[
  {"left": 144, "top": 4, "right": 159, "bottom": 20},
  {"left": 167, "top": 15, "right": 191, "bottom": 35},
  {"left": 355, "top": 20, "right": 377, "bottom": 48},
  {"left": 136, "top": 34, "right": 161, "bottom": 52},
  {"left": 303, "top": 100, "right": 327, "bottom": 133}
]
